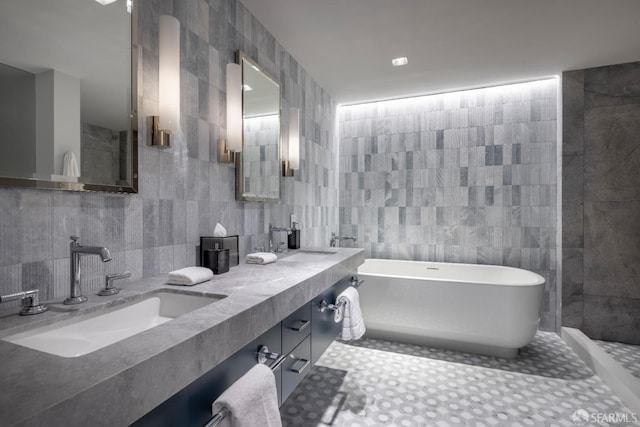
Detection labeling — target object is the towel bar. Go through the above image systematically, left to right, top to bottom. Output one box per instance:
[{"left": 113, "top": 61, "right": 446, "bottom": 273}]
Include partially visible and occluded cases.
[
  {"left": 350, "top": 276, "right": 364, "bottom": 288},
  {"left": 319, "top": 280, "right": 364, "bottom": 313},
  {"left": 319, "top": 298, "right": 347, "bottom": 313},
  {"left": 204, "top": 345, "right": 286, "bottom": 427},
  {"left": 256, "top": 345, "right": 287, "bottom": 369}
]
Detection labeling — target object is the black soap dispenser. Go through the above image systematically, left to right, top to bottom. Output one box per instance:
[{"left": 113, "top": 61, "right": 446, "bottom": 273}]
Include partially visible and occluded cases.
[
  {"left": 288, "top": 222, "right": 301, "bottom": 249},
  {"left": 203, "top": 243, "right": 230, "bottom": 275}
]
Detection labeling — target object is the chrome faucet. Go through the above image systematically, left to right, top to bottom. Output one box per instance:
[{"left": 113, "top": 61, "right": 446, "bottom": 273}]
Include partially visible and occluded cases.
[
  {"left": 269, "top": 223, "right": 291, "bottom": 253},
  {"left": 330, "top": 232, "right": 357, "bottom": 248},
  {"left": 65, "top": 235, "right": 112, "bottom": 305},
  {"left": 98, "top": 271, "right": 131, "bottom": 296},
  {"left": 0, "top": 289, "right": 48, "bottom": 315}
]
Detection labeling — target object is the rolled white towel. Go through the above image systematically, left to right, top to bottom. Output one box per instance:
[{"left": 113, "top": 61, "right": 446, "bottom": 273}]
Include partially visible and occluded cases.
[
  {"left": 245, "top": 252, "right": 278, "bottom": 265},
  {"left": 168, "top": 267, "right": 213, "bottom": 286}
]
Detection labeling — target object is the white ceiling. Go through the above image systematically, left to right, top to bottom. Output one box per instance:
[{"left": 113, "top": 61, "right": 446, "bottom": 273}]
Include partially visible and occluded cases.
[{"left": 240, "top": 0, "right": 640, "bottom": 104}]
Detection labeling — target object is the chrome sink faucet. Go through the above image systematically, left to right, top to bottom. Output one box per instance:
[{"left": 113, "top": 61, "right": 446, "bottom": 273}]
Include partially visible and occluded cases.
[
  {"left": 268, "top": 223, "right": 291, "bottom": 253},
  {"left": 330, "top": 232, "right": 357, "bottom": 248},
  {"left": 65, "top": 235, "right": 112, "bottom": 305},
  {"left": 98, "top": 271, "right": 131, "bottom": 296},
  {"left": 0, "top": 289, "right": 48, "bottom": 315}
]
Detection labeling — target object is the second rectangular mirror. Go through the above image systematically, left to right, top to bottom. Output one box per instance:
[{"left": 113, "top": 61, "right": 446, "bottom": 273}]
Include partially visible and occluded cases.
[{"left": 235, "top": 51, "right": 281, "bottom": 202}]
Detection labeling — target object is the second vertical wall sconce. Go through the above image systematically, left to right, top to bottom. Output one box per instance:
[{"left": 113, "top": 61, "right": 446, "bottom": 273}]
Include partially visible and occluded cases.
[
  {"left": 149, "top": 15, "right": 180, "bottom": 148},
  {"left": 218, "top": 63, "right": 242, "bottom": 163},
  {"left": 282, "top": 107, "right": 300, "bottom": 177}
]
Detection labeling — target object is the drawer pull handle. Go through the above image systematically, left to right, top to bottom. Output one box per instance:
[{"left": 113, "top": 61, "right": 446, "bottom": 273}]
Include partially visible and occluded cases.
[
  {"left": 291, "top": 320, "right": 310, "bottom": 332},
  {"left": 290, "top": 357, "right": 310, "bottom": 374}
]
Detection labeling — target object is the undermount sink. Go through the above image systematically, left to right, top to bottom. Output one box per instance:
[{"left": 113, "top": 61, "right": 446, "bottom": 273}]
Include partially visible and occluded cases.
[
  {"left": 281, "top": 250, "right": 338, "bottom": 263},
  {"left": 2, "top": 290, "right": 224, "bottom": 358}
]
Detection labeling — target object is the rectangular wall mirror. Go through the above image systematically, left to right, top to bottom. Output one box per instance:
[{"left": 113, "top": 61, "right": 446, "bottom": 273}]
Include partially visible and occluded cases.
[
  {"left": 0, "top": 0, "right": 138, "bottom": 193},
  {"left": 235, "top": 51, "right": 281, "bottom": 202}
]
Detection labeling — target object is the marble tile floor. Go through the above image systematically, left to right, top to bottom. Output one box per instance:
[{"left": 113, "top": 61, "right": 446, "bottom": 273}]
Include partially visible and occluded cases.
[
  {"left": 280, "top": 332, "right": 638, "bottom": 426},
  {"left": 595, "top": 340, "right": 640, "bottom": 379}
]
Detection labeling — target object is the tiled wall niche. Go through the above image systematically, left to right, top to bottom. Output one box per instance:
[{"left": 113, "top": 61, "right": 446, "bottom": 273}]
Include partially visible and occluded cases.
[
  {"left": 0, "top": 0, "right": 339, "bottom": 310},
  {"left": 562, "top": 61, "right": 640, "bottom": 344},
  {"left": 338, "top": 80, "right": 560, "bottom": 331}
]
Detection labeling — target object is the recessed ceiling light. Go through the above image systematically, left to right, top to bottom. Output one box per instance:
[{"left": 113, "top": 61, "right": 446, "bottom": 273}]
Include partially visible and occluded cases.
[
  {"left": 95, "top": 0, "right": 118, "bottom": 5},
  {"left": 392, "top": 57, "right": 408, "bottom": 67},
  {"left": 242, "top": 84, "right": 253, "bottom": 91}
]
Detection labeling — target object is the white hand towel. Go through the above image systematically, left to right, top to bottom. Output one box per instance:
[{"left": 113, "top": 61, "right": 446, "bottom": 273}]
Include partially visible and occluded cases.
[
  {"left": 63, "top": 152, "right": 80, "bottom": 177},
  {"left": 214, "top": 223, "right": 228, "bottom": 237},
  {"left": 246, "top": 252, "right": 278, "bottom": 265},
  {"left": 167, "top": 267, "right": 213, "bottom": 286},
  {"left": 337, "top": 287, "right": 366, "bottom": 341},
  {"left": 334, "top": 302, "right": 344, "bottom": 323},
  {"left": 212, "top": 364, "right": 282, "bottom": 427}
]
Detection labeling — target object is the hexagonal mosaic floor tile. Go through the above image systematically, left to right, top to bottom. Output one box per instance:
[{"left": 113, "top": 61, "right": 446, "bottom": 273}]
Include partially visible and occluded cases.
[
  {"left": 281, "top": 332, "right": 638, "bottom": 426},
  {"left": 595, "top": 340, "right": 640, "bottom": 379}
]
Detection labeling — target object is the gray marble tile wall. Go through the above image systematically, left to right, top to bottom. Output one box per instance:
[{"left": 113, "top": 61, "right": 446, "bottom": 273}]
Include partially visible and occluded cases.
[
  {"left": 0, "top": 0, "right": 338, "bottom": 311},
  {"left": 562, "top": 61, "right": 640, "bottom": 344},
  {"left": 338, "top": 80, "right": 559, "bottom": 331}
]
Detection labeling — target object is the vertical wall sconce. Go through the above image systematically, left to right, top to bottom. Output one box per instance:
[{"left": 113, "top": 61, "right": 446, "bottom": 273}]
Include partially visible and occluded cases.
[
  {"left": 149, "top": 15, "right": 180, "bottom": 148},
  {"left": 218, "top": 63, "right": 242, "bottom": 163},
  {"left": 282, "top": 107, "right": 300, "bottom": 177}
]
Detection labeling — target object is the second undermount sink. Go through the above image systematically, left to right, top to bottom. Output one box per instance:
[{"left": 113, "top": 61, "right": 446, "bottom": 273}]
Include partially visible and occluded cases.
[
  {"left": 281, "top": 250, "right": 338, "bottom": 263},
  {"left": 2, "top": 291, "right": 224, "bottom": 358}
]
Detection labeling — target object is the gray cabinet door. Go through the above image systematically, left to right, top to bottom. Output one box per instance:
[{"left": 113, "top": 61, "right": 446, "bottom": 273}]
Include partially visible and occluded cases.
[{"left": 311, "top": 277, "right": 353, "bottom": 365}]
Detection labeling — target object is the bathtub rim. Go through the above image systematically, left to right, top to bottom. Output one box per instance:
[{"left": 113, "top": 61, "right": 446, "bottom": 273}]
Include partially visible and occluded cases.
[{"left": 358, "top": 258, "right": 546, "bottom": 287}]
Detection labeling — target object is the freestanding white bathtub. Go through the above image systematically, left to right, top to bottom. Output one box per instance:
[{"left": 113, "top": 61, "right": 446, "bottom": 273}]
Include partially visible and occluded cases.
[{"left": 357, "top": 259, "right": 545, "bottom": 358}]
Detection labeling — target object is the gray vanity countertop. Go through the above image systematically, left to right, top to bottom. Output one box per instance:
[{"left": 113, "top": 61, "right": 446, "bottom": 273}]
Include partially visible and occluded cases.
[{"left": 0, "top": 248, "right": 364, "bottom": 427}]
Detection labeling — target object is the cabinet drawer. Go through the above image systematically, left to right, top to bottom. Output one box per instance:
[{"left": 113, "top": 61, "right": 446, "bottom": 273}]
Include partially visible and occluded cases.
[
  {"left": 282, "top": 303, "right": 311, "bottom": 355},
  {"left": 281, "top": 335, "right": 311, "bottom": 403}
]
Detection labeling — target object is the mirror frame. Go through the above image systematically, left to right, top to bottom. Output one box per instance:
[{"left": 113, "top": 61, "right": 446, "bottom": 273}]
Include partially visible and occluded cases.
[
  {"left": 0, "top": 1, "right": 139, "bottom": 194},
  {"left": 235, "top": 50, "right": 281, "bottom": 203}
]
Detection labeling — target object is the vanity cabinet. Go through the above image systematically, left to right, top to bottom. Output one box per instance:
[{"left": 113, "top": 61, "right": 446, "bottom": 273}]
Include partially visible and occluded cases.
[
  {"left": 132, "top": 276, "right": 353, "bottom": 427},
  {"left": 132, "top": 324, "right": 282, "bottom": 427}
]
